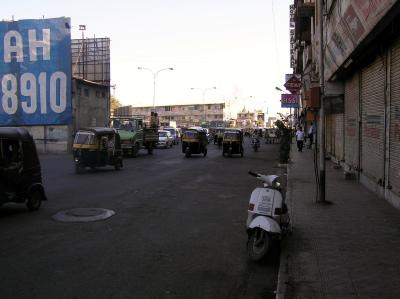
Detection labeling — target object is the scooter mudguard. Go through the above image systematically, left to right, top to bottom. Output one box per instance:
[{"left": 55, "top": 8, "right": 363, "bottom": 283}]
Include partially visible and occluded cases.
[{"left": 248, "top": 215, "right": 281, "bottom": 234}]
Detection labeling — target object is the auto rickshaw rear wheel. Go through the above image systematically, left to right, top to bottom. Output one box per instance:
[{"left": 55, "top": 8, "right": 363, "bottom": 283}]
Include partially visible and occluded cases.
[
  {"left": 131, "top": 144, "right": 139, "bottom": 157},
  {"left": 185, "top": 148, "right": 191, "bottom": 158},
  {"left": 115, "top": 159, "right": 123, "bottom": 170},
  {"left": 75, "top": 164, "right": 84, "bottom": 174},
  {"left": 27, "top": 190, "right": 42, "bottom": 211}
]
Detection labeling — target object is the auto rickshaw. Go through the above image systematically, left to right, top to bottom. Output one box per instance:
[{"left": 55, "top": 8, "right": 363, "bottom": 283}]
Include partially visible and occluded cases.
[
  {"left": 0, "top": 127, "right": 47, "bottom": 211},
  {"left": 73, "top": 127, "right": 123, "bottom": 173},
  {"left": 181, "top": 128, "right": 208, "bottom": 157},
  {"left": 222, "top": 128, "right": 244, "bottom": 157}
]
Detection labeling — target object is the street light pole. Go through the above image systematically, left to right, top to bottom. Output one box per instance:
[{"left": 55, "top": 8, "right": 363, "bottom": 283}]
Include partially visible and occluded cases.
[
  {"left": 318, "top": 0, "right": 326, "bottom": 203},
  {"left": 138, "top": 67, "right": 174, "bottom": 111},
  {"left": 190, "top": 87, "right": 217, "bottom": 125}
]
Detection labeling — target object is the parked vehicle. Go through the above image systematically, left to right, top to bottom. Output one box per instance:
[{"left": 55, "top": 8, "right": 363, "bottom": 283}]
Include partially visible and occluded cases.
[
  {"left": 0, "top": 127, "right": 47, "bottom": 211},
  {"left": 73, "top": 127, "right": 123, "bottom": 173},
  {"left": 164, "top": 127, "right": 179, "bottom": 145},
  {"left": 181, "top": 127, "right": 208, "bottom": 157},
  {"left": 222, "top": 129, "right": 244, "bottom": 157},
  {"left": 157, "top": 130, "right": 173, "bottom": 148},
  {"left": 246, "top": 171, "right": 290, "bottom": 261}
]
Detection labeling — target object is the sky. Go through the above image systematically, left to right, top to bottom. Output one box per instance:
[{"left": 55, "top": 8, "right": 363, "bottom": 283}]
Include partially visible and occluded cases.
[{"left": 3, "top": 0, "right": 293, "bottom": 118}]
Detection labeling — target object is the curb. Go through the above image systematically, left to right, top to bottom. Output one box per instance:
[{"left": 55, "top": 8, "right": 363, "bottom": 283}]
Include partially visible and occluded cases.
[{"left": 275, "top": 161, "right": 292, "bottom": 299}]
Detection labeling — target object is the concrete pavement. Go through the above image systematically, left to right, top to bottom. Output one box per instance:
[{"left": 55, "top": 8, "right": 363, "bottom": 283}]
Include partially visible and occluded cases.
[{"left": 276, "top": 144, "right": 400, "bottom": 299}]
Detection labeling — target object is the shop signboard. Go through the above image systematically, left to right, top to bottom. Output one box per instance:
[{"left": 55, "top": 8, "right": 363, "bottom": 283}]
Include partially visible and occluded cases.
[{"left": 281, "top": 94, "right": 299, "bottom": 108}]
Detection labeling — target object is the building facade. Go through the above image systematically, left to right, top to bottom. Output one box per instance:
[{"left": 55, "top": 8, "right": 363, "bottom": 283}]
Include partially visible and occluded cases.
[
  {"left": 292, "top": 0, "right": 400, "bottom": 207},
  {"left": 115, "top": 103, "right": 226, "bottom": 128}
]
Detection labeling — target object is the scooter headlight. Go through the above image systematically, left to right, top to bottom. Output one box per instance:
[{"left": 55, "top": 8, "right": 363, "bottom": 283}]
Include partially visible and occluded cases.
[{"left": 272, "top": 177, "right": 281, "bottom": 189}]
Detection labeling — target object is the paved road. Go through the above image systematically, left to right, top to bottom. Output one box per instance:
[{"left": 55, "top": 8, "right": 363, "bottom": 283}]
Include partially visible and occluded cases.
[{"left": 0, "top": 138, "right": 283, "bottom": 299}]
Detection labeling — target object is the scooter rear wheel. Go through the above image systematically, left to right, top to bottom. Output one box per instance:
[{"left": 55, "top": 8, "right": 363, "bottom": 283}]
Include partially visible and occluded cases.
[{"left": 247, "top": 228, "right": 270, "bottom": 261}]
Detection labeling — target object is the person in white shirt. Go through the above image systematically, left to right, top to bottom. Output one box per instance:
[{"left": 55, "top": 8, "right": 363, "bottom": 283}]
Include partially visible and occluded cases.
[{"left": 295, "top": 126, "right": 305, "bottom": 152}]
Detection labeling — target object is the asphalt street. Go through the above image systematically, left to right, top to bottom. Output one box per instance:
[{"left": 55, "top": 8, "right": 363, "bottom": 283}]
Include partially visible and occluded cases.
[{"left": 0, "top": 138, "right": 283, "bottom": 299}]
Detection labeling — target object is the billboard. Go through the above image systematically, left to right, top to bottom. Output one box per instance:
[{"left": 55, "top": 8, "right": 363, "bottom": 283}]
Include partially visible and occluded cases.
[{"left": 0, "top": 17, "right": 72, "bottom": 126}]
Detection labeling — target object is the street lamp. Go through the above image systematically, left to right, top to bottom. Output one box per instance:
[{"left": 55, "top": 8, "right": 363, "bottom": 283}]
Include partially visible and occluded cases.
[
  {"left": 138, "top": 67, "right": 174, "bottom": 111},
  {"left": 190, "top": 87, "right": 217, "bottom": 125}
]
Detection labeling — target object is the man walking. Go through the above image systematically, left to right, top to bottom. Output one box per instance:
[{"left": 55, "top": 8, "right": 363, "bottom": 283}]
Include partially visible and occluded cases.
[
  {"left": 308, "top": 122, "right": 315, "bottom": 148},
  {"left": 295, "top": 126, "right": 305, "bottom": 152}
]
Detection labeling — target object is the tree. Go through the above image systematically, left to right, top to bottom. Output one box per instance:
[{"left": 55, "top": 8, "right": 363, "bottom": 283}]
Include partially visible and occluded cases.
[
  {"left": 110, "top": 96, "right": 122, "bottom": 114},
  {"left": 275, "top": 113, "right": 293, "bottom": 164}
]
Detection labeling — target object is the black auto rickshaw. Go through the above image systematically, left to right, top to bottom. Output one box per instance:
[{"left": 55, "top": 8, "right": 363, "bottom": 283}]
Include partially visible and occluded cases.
[
  {"left": 0, "top": 127, "right": 47, "bottom": 211},
  {"left": 73, "top": 127, "right": 123, "bottom": 173},
  {"left": 181, "top": 128, "right": 208, "bottom": 157},
  {"left": 222, "top": 128, "right": 244, "bottom": 157}
]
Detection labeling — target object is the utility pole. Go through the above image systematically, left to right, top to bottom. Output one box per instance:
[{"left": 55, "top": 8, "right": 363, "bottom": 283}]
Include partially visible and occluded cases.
[{"left": 318, "top": 0, "right": 326, "bottom": 203}]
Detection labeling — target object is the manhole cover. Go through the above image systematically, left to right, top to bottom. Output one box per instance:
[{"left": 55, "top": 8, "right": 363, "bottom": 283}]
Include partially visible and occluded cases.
[{"left": 52, "top": 208, "right": 115, "bottom": 222}]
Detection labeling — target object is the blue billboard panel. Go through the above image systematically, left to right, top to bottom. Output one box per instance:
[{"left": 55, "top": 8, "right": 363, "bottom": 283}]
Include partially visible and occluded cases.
[
  {"left": 0, "top": 17, "right": 72, "bottom": 126},
  {"left": 281, "top": 94, "right": 299, "bottom": 108}
]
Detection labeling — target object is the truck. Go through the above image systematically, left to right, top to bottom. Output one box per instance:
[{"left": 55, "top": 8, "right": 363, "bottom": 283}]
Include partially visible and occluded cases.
[
  {"left": 143, "top": 112, "right": 160, "bottom": 154},
  {"left": 110, "top": 115, "right": 158, "bottom": 156},
  {"left": 110, "top": 116, "right": 143, "bottom": 157}
]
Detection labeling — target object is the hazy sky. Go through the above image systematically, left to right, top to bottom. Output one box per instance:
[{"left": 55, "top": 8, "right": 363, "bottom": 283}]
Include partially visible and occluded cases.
[{"left": 3, "top": 0, "right": 293, "bottom": 117}]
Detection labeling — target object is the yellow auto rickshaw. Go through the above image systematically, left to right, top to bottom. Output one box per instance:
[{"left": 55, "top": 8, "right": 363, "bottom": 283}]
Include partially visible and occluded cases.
[
  {"left": 72, "top": 127, "right": 123, "bottom": 173},
  {"left": 182, "top": 128, "right": 208, "bottom": 157},
  {"left": 222, "top": 128, "right": 244, "bottom": 157}
]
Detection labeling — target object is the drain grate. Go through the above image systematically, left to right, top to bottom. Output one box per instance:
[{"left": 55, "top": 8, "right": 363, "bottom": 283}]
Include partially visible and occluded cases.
[{"left": 52, "top": 208, "right": 115, "bottom": 222}]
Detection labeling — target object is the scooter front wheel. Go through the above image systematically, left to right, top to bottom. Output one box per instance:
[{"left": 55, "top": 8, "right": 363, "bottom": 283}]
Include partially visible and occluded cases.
[{"left": 247, "top": 228, "right": 270, "bottom": 261}]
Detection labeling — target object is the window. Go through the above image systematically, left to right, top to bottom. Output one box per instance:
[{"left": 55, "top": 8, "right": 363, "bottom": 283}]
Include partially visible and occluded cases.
[
  {"left": 84, "top": 88, "right": 89, "bottom": 97},
  {"left": 101, "top": 91, "right": 106, "bottom": 98},
  {"left": 165, "top": 106, "right": 171, "bottom": 111},
  {"left": 74, "top": 132, "right": 96, "bottom": 145}
]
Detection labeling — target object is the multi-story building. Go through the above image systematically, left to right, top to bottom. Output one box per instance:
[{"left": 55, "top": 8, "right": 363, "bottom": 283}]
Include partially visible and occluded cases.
[
  {"left": 292, "top": 0, "right": 400, "bottom": 207},
  {"left": 114, "top": 103, "right": 225, "bottom": 128},
  {"left": 236, "top": 109, "right": 257, "bottom": 128}
]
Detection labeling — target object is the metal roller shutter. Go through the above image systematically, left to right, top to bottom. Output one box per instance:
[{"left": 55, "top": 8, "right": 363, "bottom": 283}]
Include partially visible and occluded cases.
[
  {"left": 389, "top": 37, "right": 400, "bottom": 195},
  {"left": 361, "top": 56, "right": 386, "bottom": 183},
  {"left": 345, "top": 73, "right": 360, "bottom": 169},
  {"left": 334, "top": 113, "right": 344, "bottom": 161}
]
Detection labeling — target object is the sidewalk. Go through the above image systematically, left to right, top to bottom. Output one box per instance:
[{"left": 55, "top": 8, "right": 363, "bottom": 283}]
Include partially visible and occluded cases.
[{"left": 276, "top": 145, "right": 400, "bottom": 299}]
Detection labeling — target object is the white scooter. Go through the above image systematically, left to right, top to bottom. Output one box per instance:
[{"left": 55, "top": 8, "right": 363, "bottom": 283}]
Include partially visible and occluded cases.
[{"left": 246, "top": 171, "right": 290, "bottom": 261}]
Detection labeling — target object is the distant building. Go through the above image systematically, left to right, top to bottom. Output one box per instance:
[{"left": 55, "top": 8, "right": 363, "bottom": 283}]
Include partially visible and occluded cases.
[
  {"left": 114, "top": 103, "right": 226, "bottom": 128},
  {"left": 236, "top": 108, "right": 256, "bottom": 128},
  {"left": 266, "top": 117, "right": 277, "bottom": 128}
]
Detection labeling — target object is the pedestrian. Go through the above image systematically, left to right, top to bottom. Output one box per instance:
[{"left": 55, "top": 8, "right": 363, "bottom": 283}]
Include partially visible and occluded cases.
[
  {"left": 308, "top": 122, "right": 316, "bottom": 148},
  {"left": 295, "top": 126, "right": 305, "bottom": 152}
]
